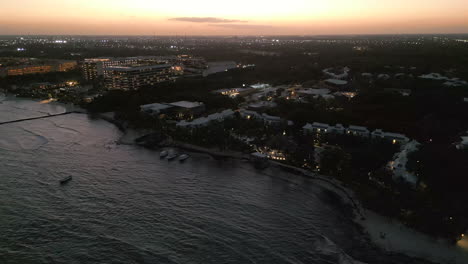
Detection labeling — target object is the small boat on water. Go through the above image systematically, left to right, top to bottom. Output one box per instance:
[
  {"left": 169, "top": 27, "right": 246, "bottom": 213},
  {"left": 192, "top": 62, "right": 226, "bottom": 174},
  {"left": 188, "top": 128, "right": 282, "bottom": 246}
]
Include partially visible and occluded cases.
[
  {"left": 160, "top": 150, "right": 168, "bottom": 158},
  {"left": 167, "top": 153, "right": 178, "bottom": 161},
  {"left": 179, "top": 154, "right": 190, "bottom": 162},
  {"left": 60, "top": 176, "right": 72, "bottom": 184}
]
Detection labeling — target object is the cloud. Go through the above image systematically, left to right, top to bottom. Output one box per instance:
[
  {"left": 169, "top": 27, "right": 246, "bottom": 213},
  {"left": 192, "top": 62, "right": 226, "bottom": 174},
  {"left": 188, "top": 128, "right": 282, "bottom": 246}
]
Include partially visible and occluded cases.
[
  {"left": 169, "top": 17, "right": 247, "bottom": 23},
  {"left": 209, "top": 24, "right": 274, "bottom": 30}
]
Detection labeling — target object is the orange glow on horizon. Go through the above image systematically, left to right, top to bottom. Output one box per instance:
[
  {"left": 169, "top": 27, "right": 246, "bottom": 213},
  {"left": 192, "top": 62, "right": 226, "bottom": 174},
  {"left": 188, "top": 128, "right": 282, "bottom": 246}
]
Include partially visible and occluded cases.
[{"left": 1, "top": 0, "right": 467, "bottom": 35}]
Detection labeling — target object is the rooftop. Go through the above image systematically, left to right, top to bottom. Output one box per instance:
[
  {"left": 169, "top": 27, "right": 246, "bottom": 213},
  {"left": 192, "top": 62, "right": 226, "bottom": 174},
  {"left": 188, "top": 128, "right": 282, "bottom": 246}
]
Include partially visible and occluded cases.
[
  {"left": 106, "top": 64, "right": 172, "bottom": 72},
  {"left": 325, "top": 79, "right": 348, "bottom": 86},
  {"left": 297, "top": 88, "right": 331, "bottom": 95},
  {"left": 168, "top": 101, "right": 204, "bottom": 109},
  {"left": 140, "top": 103, "right": 173, "bottom": 112},
  {"left": 348, "top": 125, "right": 369, "bottom": 132}
]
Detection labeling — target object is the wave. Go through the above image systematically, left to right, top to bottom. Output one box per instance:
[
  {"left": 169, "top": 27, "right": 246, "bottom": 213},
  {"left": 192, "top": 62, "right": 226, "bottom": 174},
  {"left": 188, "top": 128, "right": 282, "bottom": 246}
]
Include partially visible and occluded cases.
[
  {"left": 18, "top": 127, "right": 50, "bottom": 150},
  {"left": 313, "top": 234, "right": 367, "bottom": 264}
]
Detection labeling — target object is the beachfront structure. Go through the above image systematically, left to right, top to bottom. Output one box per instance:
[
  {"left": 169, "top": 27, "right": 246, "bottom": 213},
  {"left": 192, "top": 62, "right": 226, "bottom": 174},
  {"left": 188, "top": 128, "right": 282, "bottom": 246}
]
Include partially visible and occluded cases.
[
  {"left": 140, "top": 101, "right": 205, "bottom": 119},
  {"left": 140, "top": 103, "right": 174, "bottom": 115},
  {"left": 177, "top": 109, "right": 235, "bottom": 128},
  {"left": 239, "top": 109, "right": 262, "bottom": 120},
  {"left": 239, "top": 109, "right": 292, "bottom": 126},
  {"left": 303, "top": 122, "right": 411, "bottom": 144},
  {"left": 311, "top": 122, "right": 330, "bottom": 133},
  {"left": 303, "top": 123, "right": 345, "bottom": 135},
  {"left": 330, "top": 124, "right": 346, "bottom": 134},
  {"left": 346, "top": 125, "right": 371, "bottom": 137},
  {"left": 372, "top": 129, "right": 410, "bottom": 144}
]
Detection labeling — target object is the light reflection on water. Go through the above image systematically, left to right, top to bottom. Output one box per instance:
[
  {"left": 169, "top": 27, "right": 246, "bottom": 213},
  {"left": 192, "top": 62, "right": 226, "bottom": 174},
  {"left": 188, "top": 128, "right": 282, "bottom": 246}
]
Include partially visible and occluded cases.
[
  {"left": 0, "top": 97, "right": 371, "bottom": 264},
  {"left": 1, "top": 97, "right": 464, "bottom": 264}
]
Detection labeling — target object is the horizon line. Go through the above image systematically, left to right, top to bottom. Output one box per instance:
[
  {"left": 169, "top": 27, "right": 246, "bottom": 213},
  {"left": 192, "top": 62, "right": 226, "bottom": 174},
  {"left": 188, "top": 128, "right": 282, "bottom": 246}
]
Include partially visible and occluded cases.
[{"left": 1, "top": 33, "right": 468, "bottom": 38}]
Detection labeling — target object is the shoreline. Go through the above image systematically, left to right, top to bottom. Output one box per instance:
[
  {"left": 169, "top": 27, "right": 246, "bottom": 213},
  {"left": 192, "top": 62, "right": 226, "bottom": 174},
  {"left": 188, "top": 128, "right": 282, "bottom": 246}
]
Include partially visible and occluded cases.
[
  {"left": 2, "top": 96, "right": 465, "bottom": 263},
  {"left": 115, "top": 126, "right": 468, "bottom": 264}
]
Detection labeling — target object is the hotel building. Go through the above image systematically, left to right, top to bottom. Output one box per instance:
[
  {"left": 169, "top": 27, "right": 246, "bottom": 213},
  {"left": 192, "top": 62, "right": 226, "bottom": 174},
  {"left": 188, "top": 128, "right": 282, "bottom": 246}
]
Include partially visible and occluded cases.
[
  {"left": 82, "top": 56, "right": 178, "bottom": 81},
  {"left": 0, "top": 60, "right": 77, "bottom": 77},
  {"left": 104, "top": 64, "right": 175, "bottom": 90}
]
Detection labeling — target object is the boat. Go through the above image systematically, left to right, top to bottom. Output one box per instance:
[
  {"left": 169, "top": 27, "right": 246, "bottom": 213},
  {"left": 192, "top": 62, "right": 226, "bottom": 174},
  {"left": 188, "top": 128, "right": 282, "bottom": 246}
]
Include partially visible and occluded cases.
[
  {"left": 160, "top": 150, "right": 168, "bottom": 158},
  {"left": 166, "top": 153, "right": 178, "bottom": 161},
  {"left": 179, "top": 154, "right": 190, "bottom": 162},
  {"left": 60, "top": 176, "right": 72, "bottom": 184}
]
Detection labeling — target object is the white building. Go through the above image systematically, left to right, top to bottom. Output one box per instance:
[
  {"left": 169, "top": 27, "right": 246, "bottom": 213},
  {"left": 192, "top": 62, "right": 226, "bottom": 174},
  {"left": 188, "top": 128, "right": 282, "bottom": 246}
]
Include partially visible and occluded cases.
[
  {"left": 325, "top": 79, "right": 348, "bottom": 86},
  {"left": 250, "top": 83, "right": 271, "bottom": 89},
  {"left": 295, "top": 88, "right": 335, "bottom": 100},
  {"left": 296, "top": 88, "right": 331, "bottom": 96},
  {"left": 140, "top": 103, "right": 173, "bottom": 114},
  {"left": 177, "top": 109, "right": 234, "bottom": 128},
  {"left": 239, "top": 109, "right": 262, "bottom": 120},
  {"left": 240, "top": 109, "right": 291, "bottom": 126},
  {"left": 261, "top": 113, "right": 282, "bottom": 125},
  {"left": 303, "top": 122, "right": 330, "bottom": 134},
  {"left": 330, "top": 124, "right": 345, "bottom": 134},
  {"left": 346, "top": 125, "right": 370, "bottom": 137},
  {"left": 372, "top": 129, "right": 410, "bottom": 144}
]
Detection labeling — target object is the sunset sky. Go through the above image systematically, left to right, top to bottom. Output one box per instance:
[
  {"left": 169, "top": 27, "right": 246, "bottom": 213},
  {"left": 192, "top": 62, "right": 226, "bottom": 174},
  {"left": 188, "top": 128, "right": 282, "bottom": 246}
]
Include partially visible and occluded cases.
[{"left": 1, "top": 0, "right": 467, "bottom": 35}]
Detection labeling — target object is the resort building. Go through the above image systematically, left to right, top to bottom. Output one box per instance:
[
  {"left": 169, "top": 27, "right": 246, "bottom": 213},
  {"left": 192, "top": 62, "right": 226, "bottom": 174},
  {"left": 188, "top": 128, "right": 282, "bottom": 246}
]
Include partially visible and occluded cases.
[
  {"left": 82, "top": 56, "right": 180, "bottom": 81},
  {"left": 0, "top": 60, "right": 77, "bottom": 77},
  {"left": 104, "top": 64, "right": 175, "bottom": 90},
  {"left": 212, "top": 87, "right": 256, "bottom": 98},
  {"left": 140, "top": 101, "right": 205, "bottom": 120},
  {"left": 140, "top": 103, "right": 174, "bottom": 115},
  {"left": 177, "top": 109, "right": 235, "bottom": 128},
  {"left": 239, "top": 109, "right": 262, "bottom": 120},
  {"left": 239, "top": 109, "right": 292, "bottom": 126},
  {"left": 330, "top": 124, "right": 346, "bottom": 134},
  {"left": 346, "top": 125, "right": 371, "bottom": 137},
  {"left": 372, "top": 129, "right": 410, "bottom": 144}
]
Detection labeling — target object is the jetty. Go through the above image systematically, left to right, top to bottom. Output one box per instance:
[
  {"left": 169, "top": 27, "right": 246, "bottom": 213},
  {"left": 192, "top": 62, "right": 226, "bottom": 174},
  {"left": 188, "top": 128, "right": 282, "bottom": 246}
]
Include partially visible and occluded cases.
[{"left": 0, "top": 111, "right": 84, "bottom": 126}]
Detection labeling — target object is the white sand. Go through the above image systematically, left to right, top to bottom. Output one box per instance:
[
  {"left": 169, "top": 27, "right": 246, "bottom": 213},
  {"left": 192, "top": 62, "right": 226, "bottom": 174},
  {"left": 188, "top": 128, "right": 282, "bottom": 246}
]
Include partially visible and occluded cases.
[{"left": 358, "top": 210, "right": 468, "bottom": 264}]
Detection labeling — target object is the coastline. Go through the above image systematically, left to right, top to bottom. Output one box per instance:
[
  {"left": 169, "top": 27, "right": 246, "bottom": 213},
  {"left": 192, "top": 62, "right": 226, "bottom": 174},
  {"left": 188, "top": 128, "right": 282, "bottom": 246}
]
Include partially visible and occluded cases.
[
  {"left": 3, "top": 96, "right": 465, "bottom": 264},
  {"left": 114, "top": 124, "right": 468, "bottom": 264}
]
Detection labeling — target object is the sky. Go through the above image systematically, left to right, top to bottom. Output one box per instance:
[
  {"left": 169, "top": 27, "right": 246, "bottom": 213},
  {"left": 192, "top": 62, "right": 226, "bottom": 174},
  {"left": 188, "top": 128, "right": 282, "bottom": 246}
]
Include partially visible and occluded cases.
[{"left": 0, "top": 0, "right": 467, "bottom": 35}]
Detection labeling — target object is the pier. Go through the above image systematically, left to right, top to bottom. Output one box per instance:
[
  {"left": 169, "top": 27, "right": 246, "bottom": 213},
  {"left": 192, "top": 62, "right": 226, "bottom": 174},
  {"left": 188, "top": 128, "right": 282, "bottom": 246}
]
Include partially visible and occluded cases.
[{"left": 0, "top": 111, "right": 85, "bottom": 126}]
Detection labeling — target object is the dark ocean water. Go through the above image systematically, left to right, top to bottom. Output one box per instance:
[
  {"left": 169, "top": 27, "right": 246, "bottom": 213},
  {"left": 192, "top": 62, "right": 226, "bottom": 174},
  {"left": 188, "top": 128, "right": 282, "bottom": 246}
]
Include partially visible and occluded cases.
[{"left": 0, "top": 97, "right": 433, "bottom": 264}]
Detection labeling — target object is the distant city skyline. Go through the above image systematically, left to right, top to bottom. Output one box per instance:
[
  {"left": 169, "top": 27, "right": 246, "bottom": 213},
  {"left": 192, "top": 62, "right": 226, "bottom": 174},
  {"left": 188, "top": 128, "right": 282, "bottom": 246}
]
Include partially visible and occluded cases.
[{"left": 1, "top": 0, "right": 468, "bottom": 35}]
